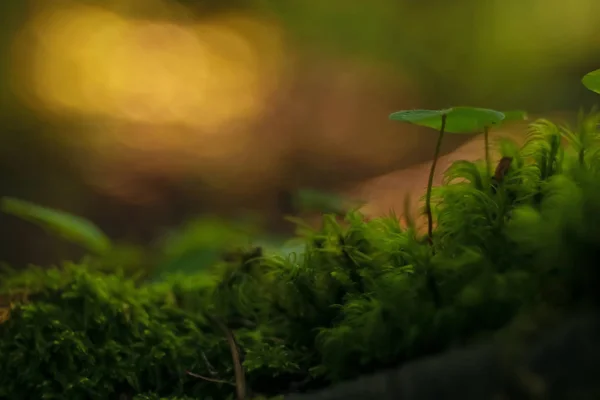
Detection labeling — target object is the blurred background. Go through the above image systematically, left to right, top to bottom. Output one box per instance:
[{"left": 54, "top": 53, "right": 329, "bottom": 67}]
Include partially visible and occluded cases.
[{"left": 1, "top": 0, "right": 600, "bottom": 266}]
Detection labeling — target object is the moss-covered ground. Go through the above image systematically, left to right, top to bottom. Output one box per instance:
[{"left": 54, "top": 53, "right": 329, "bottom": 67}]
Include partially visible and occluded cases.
[{"left": 1, "top": 115, "right": 600, "bottom": 399}]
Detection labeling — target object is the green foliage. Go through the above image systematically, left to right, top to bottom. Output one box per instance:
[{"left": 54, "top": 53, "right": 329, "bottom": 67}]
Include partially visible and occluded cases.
[
  {"left": 582, "top": 69, "right": 600, "bottom": 94},
  {"left": 1, "top": 70, "right": 600, "bottom": 399},
  {"left": 389, "top": 106, "right": 526, "bottom": 245},
  {"left": 389, "top": 107, "right": 505, "bottom": 133},
  {"left": 501, "top": 110, "right": 528, "bottom": 123},
  {"left": 292, "top": 188, "right": 363, "bottom": 215},
  {"left": 0, "top": 189, "right": 360, "bottom": 282},
  {"left": 0, "top": 197, "right": 112, "bottom": 254},
  {"left": 151, "top": 216, "right": 258, "bottom": 281},
  {"left": 0, "top": 265, "right": 219, "bottom": 400},
  {"left": 132, "top": 396, "right": 198, "bottom": 400}
]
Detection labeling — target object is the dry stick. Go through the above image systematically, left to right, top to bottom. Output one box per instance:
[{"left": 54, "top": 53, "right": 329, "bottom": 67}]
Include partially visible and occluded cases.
[
  {"left": 494, "top": 157, "right": 513, "bottom": 183},
  {"left": 188, "top": 316, "right": 247, "bottom": 399},
  {"left": 215, "top": 319, "right": 247, "bottom": 400},
  {"left": 201, "top": 350, "right": 218, "bottom": 376},
  {"left": 186, "top": 351, "right": 224, "bottom": 383},
  {"left": 186, "top": 371, "right": 235, "bottom": 386}
]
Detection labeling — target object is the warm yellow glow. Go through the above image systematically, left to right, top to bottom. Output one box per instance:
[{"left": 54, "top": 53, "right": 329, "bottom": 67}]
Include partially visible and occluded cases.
[
  {"left": 8, "top": 1, "right": 288, "bottom": 204},
  {"left": 14, "top": 2, "right": 286, "bottom": 131}
]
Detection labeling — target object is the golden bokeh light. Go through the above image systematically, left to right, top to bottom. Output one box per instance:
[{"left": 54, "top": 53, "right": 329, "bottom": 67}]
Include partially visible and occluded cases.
[
  {"left": 8, "top": 0, "right": 289, "bottom": 204},
  {"left": 13, "top": 1, "right": 286, "bottom": 131}
]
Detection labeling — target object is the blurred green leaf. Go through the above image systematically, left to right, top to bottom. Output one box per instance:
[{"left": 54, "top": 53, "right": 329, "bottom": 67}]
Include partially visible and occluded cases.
[
  {"left": 582, "top": 69, "right": 600, "bottom": 94},
  {"left": 389, "top": 107, "right": 505, "bottom": 133},
  {"left": 389, "top": 109, "right": 448, "bottom": 126},
  {"left": 501, "top": 110, "right": 528, "bottom": 122},
  {"left": 294, "top": 188, "right": 364, "bottom": 215},
  {"left": 1, "top": 197, "right": 111, "bottom": 254},
  {"left": 152, "top": 217, "right": 255, "bottom": 279},
  {"left": 159, "top": 217, "right": 252, "bottom": 260},
  {"left": 253, "top": 235, "right": 306, "bottom": 261},
  {"left": 93, "top": 244, "right": 146, "bottom": 276},
  {"left": 154, "top": 248, "right": 222, "bottom": 280}
]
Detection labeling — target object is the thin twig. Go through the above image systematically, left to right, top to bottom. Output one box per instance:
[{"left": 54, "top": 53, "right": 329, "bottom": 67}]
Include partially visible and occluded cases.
[
  {"left": 425, "top": 113, "right": 447, "bottom": 245},
  {"left": 423, "top": 114, "right": 447, "bottom": 308},
  {"left": 484, "top": 126, "right": 491, "bottom": 177},
  {"left": 191, "top": 316, "right": 247, "bottom": 399},
  {"left": 213, "top": 318, "right": 247, "bottom": 400},
  {"left": 201, "top": 350, "right": 218, "bottom": 376},
  {"left": 186, "top": 370, "right": 235, "bottom": 386}
]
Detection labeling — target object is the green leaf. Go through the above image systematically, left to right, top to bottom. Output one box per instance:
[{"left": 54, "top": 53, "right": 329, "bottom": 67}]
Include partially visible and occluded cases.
[
  {"left": 582, "top": 69, "right": 600, "bottom": 94},
  {"left": 389, "top": 107, "right": 505, "bottom": 134},
  {"left": 445, "top": 107, "right": 505, "bottom": 132},
  {"left": 389, "top": 109, "right": 448, "bottom": 123},
  {"left": 389, "top": 109, "right": 449, "bottom": 129},
  {"left": 501, "top": 110, "right": 528, "bottom": 122},
  {"left": 294, "top": 188, "right": 364, "bottom": 214},
  {"left": 1, "top": 197, "right": 111, "bottom": 254},
  {"left": 151, "top": 217, "right": 255, "bottom": 280},
  {"left": 159, "top": 217, "right": 251, "bottom": 260}
]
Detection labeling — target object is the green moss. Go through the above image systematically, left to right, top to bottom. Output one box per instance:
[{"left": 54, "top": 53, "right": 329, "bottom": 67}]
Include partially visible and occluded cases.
[{"left": 1, "top": 113, "right": 600, "bottom": 399}]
